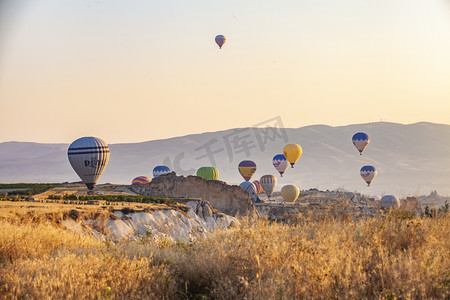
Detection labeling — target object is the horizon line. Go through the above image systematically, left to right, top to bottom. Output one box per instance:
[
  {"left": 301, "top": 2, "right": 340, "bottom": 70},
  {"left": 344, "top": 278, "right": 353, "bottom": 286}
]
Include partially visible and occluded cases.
[{"left": 1, "top": 120, "right": 448, "bottom": 145}]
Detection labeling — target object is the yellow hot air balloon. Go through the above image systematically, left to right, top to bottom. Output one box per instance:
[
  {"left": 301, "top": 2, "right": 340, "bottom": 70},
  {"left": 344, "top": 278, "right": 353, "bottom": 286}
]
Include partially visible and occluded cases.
[
  {"left": 283, "top": 144, "right": 302, "bottom": 168},
  {"left": 280, "top": 185, "right": 300, "bottom": 203}
]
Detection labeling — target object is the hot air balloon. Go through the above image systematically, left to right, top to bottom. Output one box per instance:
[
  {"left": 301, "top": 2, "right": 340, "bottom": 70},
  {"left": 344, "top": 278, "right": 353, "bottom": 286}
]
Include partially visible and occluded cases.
[
  {"left": 215, "top": 35, "right": 226, "bottom": 49},
  {"left": 352, "top": 132, "right": 370, "bottom": 155},
  {"left": 68, "top": 137, "right": 110, "bottom": 192},
  {"left": 283, "top": 144, "right": 302, "bottom": 168},
  {"left": 272, "top": 154, "right": 289, "bottom": 176},
  {"left": 238, "top": 160, "right": 257, "bottom": 181},
  {"left": 153, "top": 165, "right": 171, "bottom": 178},
  {"left": 360, "top": 165, "right": 377, "bottom": 186},
  {"left": 196, "top": 167, "right": 219, "bottom": 180},
  {"left": 260, "top": 175, "right": 277, "bottom": 198},
  {"left": 131, "top": 176, "right": 151, "bottom": 185},
  {"left": 252, "top": 180, "right": 265, "bottom": 194},
  {"left": 239, "top": 181, "right": 258, "bottom": 203},
  {"left": 280, "top": 185, "right": 300, "bottom": 203},
  {"left": 372, "top": 195, "right": 382, "bottom": 201},
  {"left": 380, "top": 195, "right": 400, "bottom": 209}
]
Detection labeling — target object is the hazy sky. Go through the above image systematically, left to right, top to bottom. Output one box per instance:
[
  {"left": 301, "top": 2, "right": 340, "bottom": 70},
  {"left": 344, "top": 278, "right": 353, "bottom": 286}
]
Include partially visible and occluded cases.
[{"left": 1, "top": 0, "right": 449, "bottom": 143}]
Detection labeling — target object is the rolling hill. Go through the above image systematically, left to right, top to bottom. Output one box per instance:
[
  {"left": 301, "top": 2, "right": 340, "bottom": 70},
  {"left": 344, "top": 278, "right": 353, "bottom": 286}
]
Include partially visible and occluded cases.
[{"left": 1, "top": 122, "right": 449, "bottom": 197}]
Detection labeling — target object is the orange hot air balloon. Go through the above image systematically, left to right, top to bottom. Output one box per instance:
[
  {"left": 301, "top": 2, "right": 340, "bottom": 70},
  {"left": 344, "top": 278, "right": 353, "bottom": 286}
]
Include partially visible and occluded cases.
[{"left": 131, "top": 176, "right": 151, "bottom": 185}]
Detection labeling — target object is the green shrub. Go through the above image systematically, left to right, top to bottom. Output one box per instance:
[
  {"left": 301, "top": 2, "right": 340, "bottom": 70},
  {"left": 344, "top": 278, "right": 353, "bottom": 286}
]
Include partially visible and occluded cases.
[
  {"left": 0, "top": 183, "right": 59, "bottom": 196},
  {"left": 58, "top": 194, "right": 172, "bottom": 204}
]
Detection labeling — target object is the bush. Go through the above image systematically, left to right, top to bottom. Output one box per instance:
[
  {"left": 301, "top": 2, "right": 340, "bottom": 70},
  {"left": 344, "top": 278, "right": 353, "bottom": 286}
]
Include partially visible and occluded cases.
[
  {"left": 0, "top": 183, "right": 59, "bottom": 196},
  {"left": 58, "top": 194, "right": 173, "bottom": 204}
]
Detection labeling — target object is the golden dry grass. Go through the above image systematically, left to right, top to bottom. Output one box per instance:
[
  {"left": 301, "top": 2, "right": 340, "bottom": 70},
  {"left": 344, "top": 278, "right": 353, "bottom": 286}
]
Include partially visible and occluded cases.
[
  {"left": 0, "top": 200, "right": 185, "bottom": 220},
  {"left": 0, "top": 201, "right": 449, "bottom": 299},
  {"left": 0, "top": 214, "right": 176, "bottom": 299}
]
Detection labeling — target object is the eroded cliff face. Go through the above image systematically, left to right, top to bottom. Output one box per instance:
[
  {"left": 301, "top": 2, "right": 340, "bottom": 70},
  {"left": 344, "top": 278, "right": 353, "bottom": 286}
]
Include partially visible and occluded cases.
[
  {"left": 129, "top": 173, "right": 258, "bottom": 217},
  {"left": 63, "top": 199, "right": 239, "bottom": 242}
]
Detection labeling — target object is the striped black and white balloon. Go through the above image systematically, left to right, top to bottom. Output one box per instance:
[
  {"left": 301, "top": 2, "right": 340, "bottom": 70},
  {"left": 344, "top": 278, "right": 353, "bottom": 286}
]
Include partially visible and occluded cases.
[{"left": 68, "top": 137, "right": 110, "bottom": 190}]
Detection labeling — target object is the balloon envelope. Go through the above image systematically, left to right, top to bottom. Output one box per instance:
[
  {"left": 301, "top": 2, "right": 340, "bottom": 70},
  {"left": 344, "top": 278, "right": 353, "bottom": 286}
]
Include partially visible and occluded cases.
[
  {"left": 215, "top": 35, "right": 226, "bottom": 48},
  {"left": 352, "top": 132, "right": 370, "bottom": 155},
  {"left": 68, "top": 137, "right": 110, "bottom": 190},
  {"left": 283, "top": 144, "right": 302, "bottom": 167},
  {"left": 272, "top": 154, "right": 289, "bottom": 176},
  {"left": 238, "top": 160, "right": 257, "bottom": 181},
  {"left": 360, "top": 165, "right": 377, "bottom": 186},
  {"left": 153, "top": 166, "right": 171, "bottom": 178},
  {"left": 196, "top": 167, "right": 219, "bottom": 180},
  {"left": 260, "top": 175, "right": 277, "bottom": 197},
  {"left": 132, "top": 176, "right": 151, "bottom": 185},
  {"left": 252, "top": 180, "right": 265, "bottom": 194},
  {"left": 239, "top": 181, "right": 258, "bottom": 203},
  {"left": 281, "top": 185, "right": 300, "bottom": 203},
  {"left": 380, "top": 195, "right": 400, "bottom": 209}
]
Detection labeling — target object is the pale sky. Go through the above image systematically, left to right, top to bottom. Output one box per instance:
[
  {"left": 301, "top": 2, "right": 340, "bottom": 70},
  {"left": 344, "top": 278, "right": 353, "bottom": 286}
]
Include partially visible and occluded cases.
[{"left": 1, "top": 0, "right": 449, "bottom": 143}]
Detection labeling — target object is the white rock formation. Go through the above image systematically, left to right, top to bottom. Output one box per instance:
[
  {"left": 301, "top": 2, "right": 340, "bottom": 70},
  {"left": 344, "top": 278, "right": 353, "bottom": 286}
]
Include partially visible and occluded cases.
[{"left": 63, "top": 200, "right": 238, "bottom": 243}]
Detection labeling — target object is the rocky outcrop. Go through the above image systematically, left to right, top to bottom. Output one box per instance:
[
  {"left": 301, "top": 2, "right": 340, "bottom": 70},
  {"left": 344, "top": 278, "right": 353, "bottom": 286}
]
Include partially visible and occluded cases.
[
  {"left": 130, "top": 173, "right": 258, "bottom": 217},
  {"left": 256, "top": 189, "right": 382, "bottom": 222},
  {"left": 297, "top": 189, "right": 375, "bottom": 206},
  {"left": 418, "top": 190, "right": 450, "bottom": 208},
  {"left": 63, "top": 199, "right": 238, "bottom": 242},
  {"left": 256, "top": 202, "right": 381, "bottom": 222}
]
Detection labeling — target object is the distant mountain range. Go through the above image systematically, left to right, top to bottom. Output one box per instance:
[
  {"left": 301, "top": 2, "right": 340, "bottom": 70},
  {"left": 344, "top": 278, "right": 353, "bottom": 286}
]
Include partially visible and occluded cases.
[{"left": 1, "top": 122, "right": 449, "bottom": 197}]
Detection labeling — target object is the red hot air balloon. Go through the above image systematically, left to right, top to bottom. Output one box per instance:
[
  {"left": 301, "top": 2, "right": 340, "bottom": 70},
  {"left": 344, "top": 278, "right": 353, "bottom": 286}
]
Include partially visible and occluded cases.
[{"left": 252, "top": 180, "right": 265, "bottom": 194}]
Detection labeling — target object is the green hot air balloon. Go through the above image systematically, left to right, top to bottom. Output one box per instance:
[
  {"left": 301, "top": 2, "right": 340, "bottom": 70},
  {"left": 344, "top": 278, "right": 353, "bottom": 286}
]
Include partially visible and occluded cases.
[{"left": 196, "top": 167, "right": 219, "bottom": 180}]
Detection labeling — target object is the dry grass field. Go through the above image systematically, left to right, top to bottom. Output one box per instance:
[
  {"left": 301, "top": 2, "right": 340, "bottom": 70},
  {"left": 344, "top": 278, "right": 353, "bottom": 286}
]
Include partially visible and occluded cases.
[{"left": 0, "top": 200, "right": 449, "bottom": 299}]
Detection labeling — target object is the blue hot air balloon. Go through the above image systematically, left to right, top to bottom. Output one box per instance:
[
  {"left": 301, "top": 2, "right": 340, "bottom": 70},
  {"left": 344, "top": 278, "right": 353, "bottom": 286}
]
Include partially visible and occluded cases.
[
  {"left": 215, "top": 35, "right": 226, "bottom": 49},
  {"left": 352, "top": 132, "right": 370, "bottom": 155},
  {"left": 272, "top": 154, "right": 289, "bottom": 177},
  {"left": 153, "top": 165, "right": 171, "bottom": 178},
  {"left": 360, "top": 165, "right": 377, "bottom": 186},
  {"left": 239, "top": 181, "right": 259, "bottom": 203}
]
